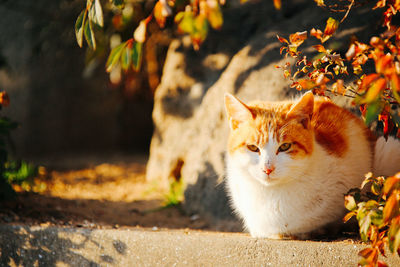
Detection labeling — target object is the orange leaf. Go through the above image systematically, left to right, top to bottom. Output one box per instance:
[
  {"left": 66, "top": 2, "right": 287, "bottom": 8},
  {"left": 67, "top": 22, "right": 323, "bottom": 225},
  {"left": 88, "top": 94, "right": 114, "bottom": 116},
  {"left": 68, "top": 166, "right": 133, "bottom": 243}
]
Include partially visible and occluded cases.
[
  {"left": 273, "top": 0, "right": 281, "bottom": 10},
  {"left": 154, "top": 1, "right": 167, "bottom": 28},
  {"left": 324, "top": 17, "right": 339, "bottom": 36},
  {"left": 310, "top": 28, "right": 323, "bottom": 40},
  {"left": 289, "top": 31, "right": 307, "bottom": 47},
  {"left": 277, "top": 35, "right": 289, "bottom": 44},
  {"left": 313, "top": 45, "right": 326, "bottom": 53},
  {"left": 375, "top": 54, "right": 394, "bottom": 75},
  {"left": 390, "top": 73, "right": 400, "bottom": 92},
  {"left": 359, "top": 74, "right": 380, "bottom": 93},
  {"left": 363, "top": 78, "right": 387, "bottom": 103},
  {"left": 298, "top": 79, "right": 316, "bottom": 90},
  {"left": 0, "top": 91, "right": 10, "bottom": 107},
  {"left": 383, "top": 176, "right": 400, "bottom": 197},
  {"left": 383, "top": 192, "right": 400, "bottom": 223},
  {"left": 343, "top": 211, "right": 356, "bottom": 222}
]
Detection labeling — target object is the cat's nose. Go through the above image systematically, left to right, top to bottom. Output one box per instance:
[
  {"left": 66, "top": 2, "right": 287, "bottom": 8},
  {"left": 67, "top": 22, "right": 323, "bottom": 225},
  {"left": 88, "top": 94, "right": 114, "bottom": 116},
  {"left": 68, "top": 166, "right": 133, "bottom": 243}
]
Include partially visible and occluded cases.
[{"left": 263, "top": 166, "right": 275, "bottom": 175}]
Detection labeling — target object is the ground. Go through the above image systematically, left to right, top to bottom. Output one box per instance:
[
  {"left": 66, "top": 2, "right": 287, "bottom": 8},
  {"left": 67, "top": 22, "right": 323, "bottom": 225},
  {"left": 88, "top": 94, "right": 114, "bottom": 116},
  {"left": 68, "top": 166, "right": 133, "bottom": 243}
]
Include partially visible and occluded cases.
[{"left": 0, "top": 154, "right": 213, "bottom": 231}]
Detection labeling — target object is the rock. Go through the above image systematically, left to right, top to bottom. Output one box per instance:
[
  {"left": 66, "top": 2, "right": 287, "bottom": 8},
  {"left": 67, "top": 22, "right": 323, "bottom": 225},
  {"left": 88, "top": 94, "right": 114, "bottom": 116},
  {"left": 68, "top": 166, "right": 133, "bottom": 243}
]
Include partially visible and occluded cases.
[{"left": 146, "top": 1, "right": 381, "bottom": 225}]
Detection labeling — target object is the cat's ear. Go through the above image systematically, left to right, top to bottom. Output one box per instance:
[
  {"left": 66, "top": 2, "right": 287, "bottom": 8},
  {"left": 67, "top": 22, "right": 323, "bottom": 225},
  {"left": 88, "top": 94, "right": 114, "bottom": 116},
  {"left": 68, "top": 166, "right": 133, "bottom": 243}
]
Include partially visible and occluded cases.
[
  {"left": 287, "top": 91, "right": 314, "bottom": 128},
  {"left": 224, "top": 93, "right": 254, "bottom": 130}
]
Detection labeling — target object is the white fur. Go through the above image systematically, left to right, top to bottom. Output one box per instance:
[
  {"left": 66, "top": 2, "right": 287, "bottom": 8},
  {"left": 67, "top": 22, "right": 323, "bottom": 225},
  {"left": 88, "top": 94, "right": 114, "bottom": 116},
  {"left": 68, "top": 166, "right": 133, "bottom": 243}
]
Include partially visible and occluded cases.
[
  {"left": 226, "top": 120, "right": 373, "bottom": 238},
  {"left": 373, "top": 136, "right": 400, "bottom": 176}
]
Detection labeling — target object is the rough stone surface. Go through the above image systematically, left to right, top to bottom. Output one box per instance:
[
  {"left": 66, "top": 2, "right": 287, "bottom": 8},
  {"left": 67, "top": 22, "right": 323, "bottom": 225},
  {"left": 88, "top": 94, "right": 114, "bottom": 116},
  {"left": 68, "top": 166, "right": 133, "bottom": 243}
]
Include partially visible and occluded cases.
[
  {"left": 146, "top": 1, "right": 381, "bottom": 223},
  {"left": 1, "top": 225, "right": 399, "bottom": 266}
]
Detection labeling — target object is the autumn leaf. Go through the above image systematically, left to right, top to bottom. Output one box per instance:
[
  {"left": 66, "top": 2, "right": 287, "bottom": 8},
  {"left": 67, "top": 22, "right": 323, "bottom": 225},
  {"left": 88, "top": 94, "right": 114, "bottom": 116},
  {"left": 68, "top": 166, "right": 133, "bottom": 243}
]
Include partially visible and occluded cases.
[
  {"left": 273, "top": 0, "right": 281, "bottom": 10},
  {"left": 154, "top": 1, "right": 167, "bottom": 28},
  {"left": 206, "top": 1, "right": 223, "bottom": 30},
  {"left": 324, "top": 17, "right": 339, "bottom": 36},
  {"left": 310, "top": 28, "right": 323, "bottom": 40},
  {"left": 289, "top": 31, "right": 307, "bottom": 47},
  {"left": 277, "top": 35, "right": 289, "bottom": 44},
  {"left": 313, "top": 45, "right": 326, "bottom": 53},
  {"left": 375, "top": 54, "right": 393, "bottom": 75},
  {"left": 358, "top": 73, "right": 380, "bottom": 93},
  {"left": 363, "top": 78, "right": 387, "bottom": 103},
  {"left": 298, "top": 79, "right": 316, "bottom": 90},
  {"left": 0, "top": 91, "right": 10, "bottom": 107},
  {"left": 383, "top": 176, "right": 400, "bottom": 198},
  {"left": 383, "top": 192, "right": 399, "bottom": 223},
  {"left": 345, "top": 195, "right": 357, "bottom": 211}
]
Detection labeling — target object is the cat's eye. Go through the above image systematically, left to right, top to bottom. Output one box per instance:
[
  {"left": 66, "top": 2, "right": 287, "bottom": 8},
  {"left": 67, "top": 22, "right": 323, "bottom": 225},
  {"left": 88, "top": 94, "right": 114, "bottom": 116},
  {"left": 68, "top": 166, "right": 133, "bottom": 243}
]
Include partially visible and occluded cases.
[
  {"left": 278, "top": 143, "right": 291, "bottom": 152},
  {"left": 247, "top": 144, "right": 259, "bottom": 153}
]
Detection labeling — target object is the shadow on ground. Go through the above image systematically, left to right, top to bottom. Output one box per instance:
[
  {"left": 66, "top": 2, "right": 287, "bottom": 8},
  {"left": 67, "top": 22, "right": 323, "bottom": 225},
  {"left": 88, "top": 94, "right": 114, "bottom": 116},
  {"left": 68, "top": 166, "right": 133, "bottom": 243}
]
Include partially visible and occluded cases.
[{"left": 0, "top": 225, "right": 123, "bottom": 266}]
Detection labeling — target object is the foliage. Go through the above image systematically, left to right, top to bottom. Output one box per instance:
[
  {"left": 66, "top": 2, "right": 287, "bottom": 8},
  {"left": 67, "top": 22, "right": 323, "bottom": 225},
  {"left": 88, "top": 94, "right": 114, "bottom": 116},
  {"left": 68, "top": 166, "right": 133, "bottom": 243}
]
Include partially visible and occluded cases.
[
  {"left": 75, "top": 0, "right": 226, "bottom": 84},
  {"left": 276, "top": 0, "right": 400, "bottom": 139},
  {"left": 0, "top": 91, "right": 41, "bottom": 200},
  {"left": 345, "top": 172, "right": 400, "bottom": 266},
  {"left": 163, "top": 178, "right": 184, "bottom": 207}
]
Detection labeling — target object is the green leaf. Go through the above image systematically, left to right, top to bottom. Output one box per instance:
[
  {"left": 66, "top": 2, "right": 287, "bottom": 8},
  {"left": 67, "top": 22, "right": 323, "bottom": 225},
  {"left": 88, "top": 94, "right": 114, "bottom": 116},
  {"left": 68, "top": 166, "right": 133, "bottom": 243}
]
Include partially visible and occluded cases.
[
  {"left": 89, "top": 0, "right": 104, "bottom": 27},
  {"left": 75, "top": 10, "right": 87, "bottom": 47},
  {"left": 176, "top": 11, "right": 195, "bottom": 34},
  {"left": 84, "top": 19, "right": 96, "bottom": 50},
  {"left": 106, "top": 42, "right": 126, "bottom": 72},
  {"left": 132, "top": 42, "right": 142, "bottom": 71},
  {"left": 121, "top": 46, "right": 132, "bottom": 71},
  {"left": 365, "top": 101, "right": 384, "bottom": 125}
]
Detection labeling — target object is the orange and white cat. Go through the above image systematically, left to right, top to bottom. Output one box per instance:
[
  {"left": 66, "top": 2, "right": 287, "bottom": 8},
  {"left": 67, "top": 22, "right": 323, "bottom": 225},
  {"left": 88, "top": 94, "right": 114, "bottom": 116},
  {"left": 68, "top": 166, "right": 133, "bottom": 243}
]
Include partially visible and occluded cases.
[{"left": 224, "top": 92, "right": 400, "bottom": 239}]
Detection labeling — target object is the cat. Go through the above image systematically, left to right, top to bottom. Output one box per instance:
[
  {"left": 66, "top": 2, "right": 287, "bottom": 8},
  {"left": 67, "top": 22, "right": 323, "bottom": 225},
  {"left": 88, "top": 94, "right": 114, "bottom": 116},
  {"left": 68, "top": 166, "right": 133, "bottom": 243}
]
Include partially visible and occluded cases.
[{"left": 224, "top": 91, "right": 400, "bottom": 239}]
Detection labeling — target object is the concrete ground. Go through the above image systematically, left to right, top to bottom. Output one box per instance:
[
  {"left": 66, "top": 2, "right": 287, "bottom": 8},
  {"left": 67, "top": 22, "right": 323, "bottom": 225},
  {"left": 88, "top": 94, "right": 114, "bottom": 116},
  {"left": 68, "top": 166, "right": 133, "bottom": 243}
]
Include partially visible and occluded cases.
[{"left": 1, "top": 224, "right": 399, "bottom": 266}]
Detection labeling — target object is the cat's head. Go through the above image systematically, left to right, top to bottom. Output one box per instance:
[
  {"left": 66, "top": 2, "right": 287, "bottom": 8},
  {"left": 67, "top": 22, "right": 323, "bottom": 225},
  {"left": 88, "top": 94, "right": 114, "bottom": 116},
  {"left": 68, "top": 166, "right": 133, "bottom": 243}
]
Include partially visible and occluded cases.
[{"left": 224, "top": 92, "right": 315, "bottom": 186}]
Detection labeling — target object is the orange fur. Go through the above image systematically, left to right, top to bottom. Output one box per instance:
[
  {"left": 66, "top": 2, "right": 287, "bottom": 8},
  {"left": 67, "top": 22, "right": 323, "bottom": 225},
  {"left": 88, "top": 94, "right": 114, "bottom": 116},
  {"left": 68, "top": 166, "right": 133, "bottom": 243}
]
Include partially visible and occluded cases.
[{"left": 226, "top": 94, "right": 374, "bottom": 158}]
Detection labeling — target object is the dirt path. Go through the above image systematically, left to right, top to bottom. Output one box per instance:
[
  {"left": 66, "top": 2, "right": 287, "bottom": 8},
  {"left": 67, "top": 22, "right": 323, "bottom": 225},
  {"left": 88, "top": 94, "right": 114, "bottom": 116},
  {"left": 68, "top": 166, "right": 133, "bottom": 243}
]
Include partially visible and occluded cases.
[{"left": 0, "top": 154, "right": 212, "bottom": 231}]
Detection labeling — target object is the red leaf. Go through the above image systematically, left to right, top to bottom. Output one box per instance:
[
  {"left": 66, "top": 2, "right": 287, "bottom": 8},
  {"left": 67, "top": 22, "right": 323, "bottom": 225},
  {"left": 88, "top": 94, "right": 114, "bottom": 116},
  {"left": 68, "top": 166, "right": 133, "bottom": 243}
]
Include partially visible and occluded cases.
[{"left": 277, "top": 35, "right": 289, "bottom": 44}]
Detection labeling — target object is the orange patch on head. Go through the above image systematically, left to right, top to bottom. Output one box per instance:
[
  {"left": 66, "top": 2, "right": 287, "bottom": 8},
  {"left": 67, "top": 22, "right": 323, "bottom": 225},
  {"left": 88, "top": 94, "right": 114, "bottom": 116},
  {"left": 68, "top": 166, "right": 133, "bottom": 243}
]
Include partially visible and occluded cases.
[{"left": 225, "top": 93, "right": 315, "bottom": 157}]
